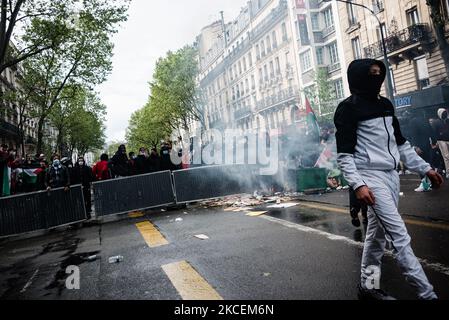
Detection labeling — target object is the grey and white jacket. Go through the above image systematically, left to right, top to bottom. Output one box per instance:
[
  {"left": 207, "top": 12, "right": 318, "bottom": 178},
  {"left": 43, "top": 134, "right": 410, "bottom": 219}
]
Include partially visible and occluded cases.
[{"left": 334, "top": 94, "right": 432, "bottom": 191}]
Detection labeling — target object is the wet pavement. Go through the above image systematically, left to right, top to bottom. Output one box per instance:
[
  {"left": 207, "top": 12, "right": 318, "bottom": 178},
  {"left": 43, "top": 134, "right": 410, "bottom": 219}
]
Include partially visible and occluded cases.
[{"left": 0, "top": 199, "right": 448, "bottom": 300}]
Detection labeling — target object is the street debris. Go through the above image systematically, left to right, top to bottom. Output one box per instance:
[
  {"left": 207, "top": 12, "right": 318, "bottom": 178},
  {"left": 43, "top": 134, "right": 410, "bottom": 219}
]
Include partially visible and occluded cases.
[
  {"left": 198, "top": 191, "right": 305, "bottom": 212},
  {"left": 400, "top": 192, "right": 405, "bottom": 197},
  {"left": 267, "top": 203, "right": 299, "bottom": 209},
  {"left": 246, "top": 211, "right": 268, "bottom": 217},
  {"left": 175, "top": 218, "right": 183, "bottom": 222},
  {"left": 194, "top": 234, "right": 210, "bottom": 240},
  {"left": 86, "top": 255, "right": 98, "bottom": 262},
  {"left": 108, "top": 255, "right": 124, "bottom": 264},
  {"left": 263, "top": 273, "right": 271, "bottom": 277}
]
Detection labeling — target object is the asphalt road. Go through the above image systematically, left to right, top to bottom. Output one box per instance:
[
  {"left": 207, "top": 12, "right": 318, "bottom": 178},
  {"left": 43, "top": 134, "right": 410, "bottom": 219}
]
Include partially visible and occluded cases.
[
  {"left": 298, "top": 174, "right": 449, "bottom": 222},
  {"left": 0, "top": 198, "right": 448, "bottom": 300}
]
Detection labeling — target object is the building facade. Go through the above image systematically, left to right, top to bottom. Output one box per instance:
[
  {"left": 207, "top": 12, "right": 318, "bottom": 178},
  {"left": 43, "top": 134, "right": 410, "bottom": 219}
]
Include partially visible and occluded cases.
[
  {"left": 196, "top": 0, "right": 304, "bottom": 140},
  {"left": 290, "top": 0, "right": 351, "bottom": 118},
  {"left": 337, "top": 0, "right": 449, "bottom": 118},
  {"left": 0, "top": 58, "right": 57, "bottom": 156}
]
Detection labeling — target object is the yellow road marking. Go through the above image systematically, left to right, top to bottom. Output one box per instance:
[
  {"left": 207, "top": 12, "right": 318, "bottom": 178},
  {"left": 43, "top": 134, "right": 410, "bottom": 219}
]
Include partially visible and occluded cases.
[
  {"left": 299, "top": 202, "right": 449, "bottom": 231},
  {"left": 128, "top": 211, "right": 144, "bottom": 218},
  {"left": 246, "top": 211, "right": 268, "bottom": 217},
  {"left": 135, "top": 221, "right": 169, "bottom": 248},
  {"left": 162, "top": 261, "right": 223, "bottom": 300}
]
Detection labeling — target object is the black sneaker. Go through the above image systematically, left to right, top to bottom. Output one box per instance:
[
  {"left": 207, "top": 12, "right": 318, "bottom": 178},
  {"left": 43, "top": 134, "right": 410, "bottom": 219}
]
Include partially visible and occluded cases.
[{"left": 357, "top": 284, "right": 396, "bottom": 300}]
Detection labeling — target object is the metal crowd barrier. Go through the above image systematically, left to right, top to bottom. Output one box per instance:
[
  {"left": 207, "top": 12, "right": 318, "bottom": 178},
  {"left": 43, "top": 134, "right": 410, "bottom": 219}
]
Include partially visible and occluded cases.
[
  {"left": 172, "top": 165, "right": 256, "bottom": 203},
  {"left": 92, "top": 170, "right": 175, "bottom": 216},
  {"left": 0, "top": 185, "right": 87, "bottom": 238}
]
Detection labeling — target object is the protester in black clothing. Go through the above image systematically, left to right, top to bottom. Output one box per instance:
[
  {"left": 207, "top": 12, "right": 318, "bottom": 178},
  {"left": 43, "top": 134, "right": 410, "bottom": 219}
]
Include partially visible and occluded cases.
[
  {"left": 407, "top": 112, "right": 436, "bottom": 164},
  {"left": 160, "top": 142, "right": 172, "bottom": 171},
  {"left": 110, "top": 145, "right": 129, "bottom": 177},
  {"left": 134, "top": 147, "right": 149, "bottom": 175},
  {"left": 148, "top": 148, "right": 160, "bottom": 172},
  {"left": 128, "top": 152, "right": 137, "bottom": 176},
  {"left": 46, "top": 155, "right": 70, "bottom": 191},
  {"left": 71, "top": 156, "right": 94, "bottom": 217},
  {"left": 36, "top": 160, "right": 48, "bottom": 191}
]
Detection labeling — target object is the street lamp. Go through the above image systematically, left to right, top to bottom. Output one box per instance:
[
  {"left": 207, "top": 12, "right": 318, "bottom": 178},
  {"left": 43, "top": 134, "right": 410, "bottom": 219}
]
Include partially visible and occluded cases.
[{"left": 323, "top": 0, "right": 395, "bottom": 102}]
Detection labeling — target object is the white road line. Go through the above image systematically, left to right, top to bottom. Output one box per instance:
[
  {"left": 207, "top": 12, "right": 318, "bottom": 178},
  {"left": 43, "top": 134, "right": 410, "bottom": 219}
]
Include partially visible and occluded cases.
[
  {"left": 260, "top": 215, "right": 449, "bottom": 277},
  {"left": 20, "top": 268, "right": 39, "bottom": 293}
]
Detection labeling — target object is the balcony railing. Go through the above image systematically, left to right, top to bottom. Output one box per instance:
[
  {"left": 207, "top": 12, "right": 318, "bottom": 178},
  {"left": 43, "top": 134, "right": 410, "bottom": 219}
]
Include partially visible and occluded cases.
[
  {"left": 251, "top": 0, "right": 288, "bottom": 42},
  {"left": 364, "top": 23, "right": 433, "bottom": 59},
  {"left": 322, "top": 24, "right": 335, "bottom": 38},
  {"left": 313, "top": 31, "right": 324, "bottom": 43},
  {"left": 328, "top": 62, "right": 341, "bottom": 73},
  {"left": 256, "top": 86, "right": 299, "bottom": 111},
  {"left": 234, "top": 106, "right": 252, "bottom": 120}
]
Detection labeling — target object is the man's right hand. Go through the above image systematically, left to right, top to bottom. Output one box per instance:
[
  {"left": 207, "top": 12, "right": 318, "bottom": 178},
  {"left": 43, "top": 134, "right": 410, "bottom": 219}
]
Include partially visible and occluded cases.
[{"left": 355, "top": 186, "right": 376, "bottom": 206}]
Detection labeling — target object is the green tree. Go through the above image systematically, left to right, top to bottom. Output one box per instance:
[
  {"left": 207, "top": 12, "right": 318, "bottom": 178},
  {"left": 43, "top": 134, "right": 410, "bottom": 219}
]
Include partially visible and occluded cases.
[
  {"left": 20, "top": 0, "right": 129, "bottom": 153},
  {"left": 126, "top": 45, "right": 202, "bottom": 150},
  {"left": 149, "top": 46, "right": 203, "bottom": 131},
  {"left": 303, "top": 67, "right": 337, "bottom": 123},
  {"left": 49, "top": 85, "right": 106, "bottom": 156},
  {"left": 126, "top": 104, "right": 172, "bottom": 151},
  {"left": 66, "top": 107, "right": 105, "bottom": 157}
]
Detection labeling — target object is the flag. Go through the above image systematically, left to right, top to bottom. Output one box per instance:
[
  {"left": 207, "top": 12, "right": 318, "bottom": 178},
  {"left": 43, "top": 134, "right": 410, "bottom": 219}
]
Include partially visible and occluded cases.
[
  {"left": 305, "top": 96, "right": 320, "bottom": 142},
  {"left": 2, "top": 165, "right": 11, "bottom": 196},
  {"left": 21, "top": 168, "right": 43, "bottom": 185}
]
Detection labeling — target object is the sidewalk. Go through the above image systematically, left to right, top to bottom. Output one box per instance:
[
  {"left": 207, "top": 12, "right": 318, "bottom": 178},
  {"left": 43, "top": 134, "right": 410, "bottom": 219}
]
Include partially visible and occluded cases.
[{"left": 297, "top": 174, "right": 449, "bottom": 223}]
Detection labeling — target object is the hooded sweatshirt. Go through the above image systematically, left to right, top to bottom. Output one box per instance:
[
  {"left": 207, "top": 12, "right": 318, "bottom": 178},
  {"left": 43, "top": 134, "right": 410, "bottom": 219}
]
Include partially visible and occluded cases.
[{"left": 334, "top": 59, "right": 432, "bottom": 190}]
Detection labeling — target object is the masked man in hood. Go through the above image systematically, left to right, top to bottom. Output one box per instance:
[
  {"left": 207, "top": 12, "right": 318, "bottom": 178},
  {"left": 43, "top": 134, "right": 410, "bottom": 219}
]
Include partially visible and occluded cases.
[
  {"left": 334, "top": 59, "right": 443, "bottom": 300},
  {"left": 46, "top": 154, "right": 70, "bottom": 192}
]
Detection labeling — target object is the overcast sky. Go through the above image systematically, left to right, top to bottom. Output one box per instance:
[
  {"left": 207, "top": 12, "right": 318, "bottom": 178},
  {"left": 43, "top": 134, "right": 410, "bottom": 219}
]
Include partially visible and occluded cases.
[{"left": 98, "top": 0, "right": 246, "bottom": 143}]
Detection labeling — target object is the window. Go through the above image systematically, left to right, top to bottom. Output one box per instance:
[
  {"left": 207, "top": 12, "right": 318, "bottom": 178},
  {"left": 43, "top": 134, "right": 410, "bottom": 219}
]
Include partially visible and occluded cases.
[
  {"left": 372, "top": 0, "right": 384, "bottom": 13},
  {"left": 347, "top": 1, "right": 357, "bottom": 26},
  {"left": 406, "top": 7, "right": 420, "bottom": 26},
  {"left": 324, "top": 8, "right": 334, "bottom": 28},
  {"left": 311, "top": 13, "right": 320, "bottom": 30},
  {"left": 297, "top": 14, "right": 310, "bottom": 45},
  {"left": 281, "top": 23, "right": 288, "bottom": 41},
  {"left": 376, "top": 23, "right": 387, "bottom": 42},
  {"left": 272, "top": 31, "right": 278, "bottom": 48},
  {"left": 266, "top": 35, "right": 271, "bottom": 52},
  {"left": 351, "top": 37, "right": 362, "bottom": 59},
  {"left": 261, "top": 40, "right": 266, "bottom": 56},
  {"left": 327, "top": 41, "right": 339, "bottom": 65},
  {"left": 256, "top": 44, "right": 260, "bottom": 60},
  {"left": 316, "top": 47, "right": 324, "bottom": 65},
  {"left": 300, "top": 50, "right": 312, "bottom": 72},
  {"left": 248, "top": 52, "right": 253, "bottom": 67},
  {"left": 415, "top": 56, "right": 430, "bottom": 89},
  {"left": 243, "top": 57, "right": 247, "bottom": 71},
  {"left": 275, "top": 57, "right": 281, "bottom": 74},
  {"left": 238, "top": 61, "right": 242, "bottom": 75},
  {"left": 269, "top": 61, "right": 275, "bottom": 77},
  {"left": 263, "top": 65, "right": 268, "bottom": 81},
  {"left": 389, "top": 67, "right": 396, "bottom": 94},
  {"left": 258, "top": 68, "right": 263, "bottom": 83},
  {"left": 251, "top": 75, "right": 256, "bottom": 89},
  {"left": 245, "top": 79, "right": 250, "bottom": 94},
  {"left": 334, "top": 79, "right": 344, "bottom": 99}
]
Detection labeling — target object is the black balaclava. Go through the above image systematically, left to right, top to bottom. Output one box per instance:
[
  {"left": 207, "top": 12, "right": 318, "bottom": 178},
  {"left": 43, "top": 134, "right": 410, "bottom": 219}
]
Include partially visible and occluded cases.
[{"left": 347, "top": 59, "right": 386, "bottom": 100}]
